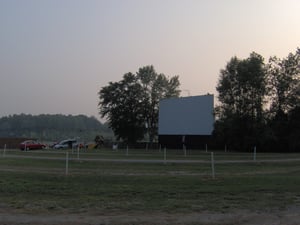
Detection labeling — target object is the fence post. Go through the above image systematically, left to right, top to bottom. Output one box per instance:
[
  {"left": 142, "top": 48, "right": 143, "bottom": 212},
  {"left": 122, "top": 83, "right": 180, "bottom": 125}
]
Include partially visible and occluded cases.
[
  {"left": 3, "top": 144, "right": 6, "bottom": 157},
  {"left": 183, "top": 144, "right": 187, "bottom": 157},
  {"left": 77, "top": 145, "right": 80, "bottom": 160},
  {"left": 126, "top": 145, "right": 129, "bottom": 156},
  {"left": 253, "top": 146, "right": 257, "bottom": 161},
  {"left": 164, "top": 147, "right": 167, "bottom": 164},
  {"left": 65, "top": 151, "right": 69, "bottom": 176},
  {"left": 211, "top": 152, "right": 215, "bottom": 179}
]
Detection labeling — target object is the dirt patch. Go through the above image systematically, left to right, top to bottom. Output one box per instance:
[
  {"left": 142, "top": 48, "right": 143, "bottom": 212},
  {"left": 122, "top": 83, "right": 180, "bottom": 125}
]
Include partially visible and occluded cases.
[{"left": 1, "top": 207, "right": 300, "bottom": 225}]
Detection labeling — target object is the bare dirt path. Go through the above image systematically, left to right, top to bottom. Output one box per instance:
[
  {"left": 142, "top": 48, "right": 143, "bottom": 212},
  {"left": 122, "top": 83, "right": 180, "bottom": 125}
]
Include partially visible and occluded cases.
[{"left": 1, "top": 207, "right": 300, "bottom": 225}]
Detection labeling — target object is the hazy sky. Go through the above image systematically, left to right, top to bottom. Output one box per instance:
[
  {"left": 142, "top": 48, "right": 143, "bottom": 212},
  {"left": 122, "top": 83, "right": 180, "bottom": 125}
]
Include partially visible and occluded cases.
[{"left": 1, "top": 0, "right": 299, "bottom": 120}]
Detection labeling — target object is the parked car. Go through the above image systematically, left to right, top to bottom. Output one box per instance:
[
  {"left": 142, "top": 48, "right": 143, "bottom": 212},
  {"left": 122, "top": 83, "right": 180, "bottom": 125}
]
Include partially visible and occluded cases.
[
  {"left": 53, "top": 139, "right": 83, "bottom": 149},
  {"left": 20, "top": 140, "right": 46, "bottom": 150}
]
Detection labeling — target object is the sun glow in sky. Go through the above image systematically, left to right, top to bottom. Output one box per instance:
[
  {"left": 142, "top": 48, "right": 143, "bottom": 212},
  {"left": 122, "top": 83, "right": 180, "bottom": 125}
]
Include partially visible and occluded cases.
[{"left": 0, "top": 0, "right": 299, "bottom": 120}]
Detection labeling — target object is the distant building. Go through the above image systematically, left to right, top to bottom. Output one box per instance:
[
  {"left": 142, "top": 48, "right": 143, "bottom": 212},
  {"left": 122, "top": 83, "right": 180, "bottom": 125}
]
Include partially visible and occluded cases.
[{"left": 158, "top": 94, "right": 214, "bottom": 149}]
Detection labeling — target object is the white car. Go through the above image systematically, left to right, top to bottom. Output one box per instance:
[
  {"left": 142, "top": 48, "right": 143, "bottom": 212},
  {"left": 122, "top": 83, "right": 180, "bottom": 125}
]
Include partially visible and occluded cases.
[{"left": 53, "top": 139, "right": 81, "bottom": 149}]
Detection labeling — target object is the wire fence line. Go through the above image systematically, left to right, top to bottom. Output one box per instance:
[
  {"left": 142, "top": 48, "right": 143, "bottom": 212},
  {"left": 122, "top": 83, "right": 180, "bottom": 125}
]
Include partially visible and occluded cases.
[
  {"left": 2, "top": 148, "right": 300, "bottom": 179},
  {"left": 2, "top": 148, "right": 300, "bottom": 163}
]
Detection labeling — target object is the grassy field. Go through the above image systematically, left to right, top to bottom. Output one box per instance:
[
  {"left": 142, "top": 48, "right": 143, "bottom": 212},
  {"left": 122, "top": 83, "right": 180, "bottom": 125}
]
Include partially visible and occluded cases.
[{"left": 1, "top": 148, "right": 300, "bottom": 214}]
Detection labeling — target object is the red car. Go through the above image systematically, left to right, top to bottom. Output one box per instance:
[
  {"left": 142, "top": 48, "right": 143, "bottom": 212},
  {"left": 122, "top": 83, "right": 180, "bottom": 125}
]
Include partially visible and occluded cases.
[{"left": 20, "top": 140, "right": 46, "bottom": 150}]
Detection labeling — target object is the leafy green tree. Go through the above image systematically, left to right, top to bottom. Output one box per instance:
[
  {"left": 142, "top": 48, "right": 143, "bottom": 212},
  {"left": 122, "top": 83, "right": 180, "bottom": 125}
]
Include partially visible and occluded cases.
[
  {"left": 265, "top": 48, "right": 300, "bottom": 151},
  {"left": 267, "top": 49, "right": 300, "bottom": 115},
  {"left": 215, "top": 52, "right": 267, "bottom": 150},
  {"left": 98, "top": 65, "right": 180, "bottom": 144},
  {"left": 137, "top": 66, "right": 180, "bottom": 142},
  {"left": 99, "top": 72, "right": 146, "bottom": 144},
  {"left": 288, "top": 106, "right": 300, "bottom": 151}
]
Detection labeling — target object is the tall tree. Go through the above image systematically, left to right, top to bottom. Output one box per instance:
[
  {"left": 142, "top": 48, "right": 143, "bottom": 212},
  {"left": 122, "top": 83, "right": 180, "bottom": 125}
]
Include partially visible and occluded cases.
[
  {"left": 265, "top": 48, "right": 300, "bottom": 151},
  {"left": 267, "top": 48, "right": 300, "bottom": 116},
  {"left": 215, "top": 52, "right": 267, "bottom": 150},
  {"left": 98, "top": 65, "right": 180, "bottom": 144},
  {"left": 137, "top": 66, "right": 180, "bottom": 142},
  {"left": 98, "top": 72, "right": 145, "bottom": 144},
  {"left": 288, "top": 106, "right": 300, "bottom": 151}
]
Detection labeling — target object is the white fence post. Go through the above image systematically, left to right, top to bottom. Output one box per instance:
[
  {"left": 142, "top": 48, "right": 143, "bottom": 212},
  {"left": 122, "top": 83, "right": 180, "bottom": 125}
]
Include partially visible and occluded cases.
[
  {"left": 3, "top": 144, "right": 6, "bottom": 157},
  {"left": 77, "top": 145, "right": 80, "bottom": 160},
  {"left": 253, "top": 146, "right": 257, "bottom": 161},
  {"left": 164, "top": 147, "right": 167, "bottom": 164},
  {"left": 65, "top": 151, "right": 69, "bottom": 176},
  {"left": 211, "top": 152, "right": 215, "bottom": 179}
]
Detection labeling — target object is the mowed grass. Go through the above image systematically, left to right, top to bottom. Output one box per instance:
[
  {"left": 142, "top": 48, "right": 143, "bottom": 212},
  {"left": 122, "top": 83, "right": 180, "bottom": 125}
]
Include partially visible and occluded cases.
[{"left": 0, "top": 148, "right": 300, "bottom": 214}]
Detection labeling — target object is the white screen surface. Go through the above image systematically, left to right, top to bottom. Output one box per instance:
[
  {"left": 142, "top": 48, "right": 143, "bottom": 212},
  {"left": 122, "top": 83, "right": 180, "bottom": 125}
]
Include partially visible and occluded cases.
[{"left": 158, "top": 95, "right": 214, "bottom": 135}]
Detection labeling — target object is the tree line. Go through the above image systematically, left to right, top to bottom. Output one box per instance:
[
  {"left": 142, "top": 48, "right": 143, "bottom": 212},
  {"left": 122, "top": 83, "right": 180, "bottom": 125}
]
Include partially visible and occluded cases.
[
  {"left": 1, "top": 49, "right": 298, "bottom": 152},
  {"left": 98, "top": 49, "right": 300, "bottom": 152},
  {"left": 214, "top": 49, "right": 300, "bottom": 152},
  {"left": 0, "top": 114, "right": 113, "bottom": 142}
]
